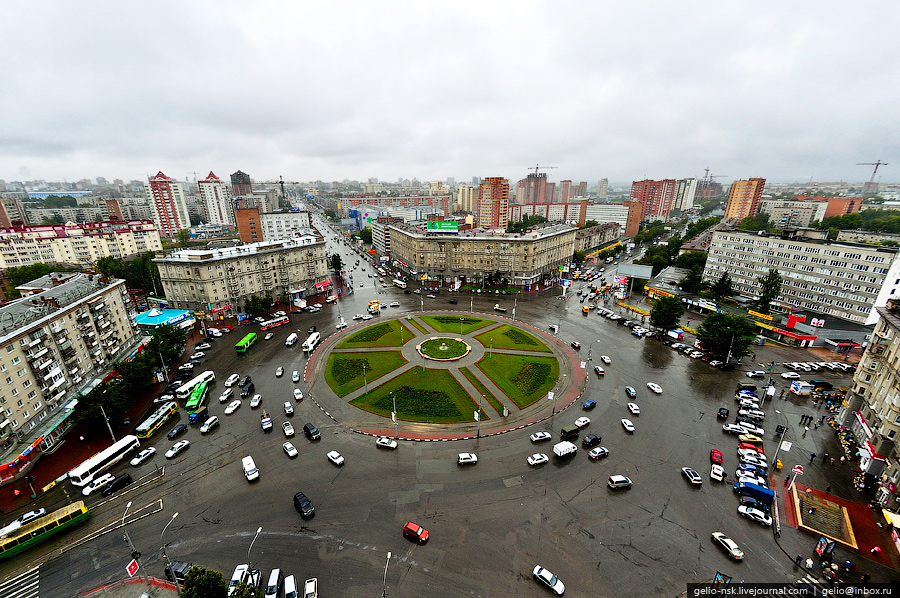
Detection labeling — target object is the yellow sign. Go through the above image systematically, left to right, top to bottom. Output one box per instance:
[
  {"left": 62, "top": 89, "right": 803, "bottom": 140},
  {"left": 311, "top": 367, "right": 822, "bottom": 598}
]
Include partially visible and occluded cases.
[{"left": 748, "top": 310, "right": 773, "bottom": 321}]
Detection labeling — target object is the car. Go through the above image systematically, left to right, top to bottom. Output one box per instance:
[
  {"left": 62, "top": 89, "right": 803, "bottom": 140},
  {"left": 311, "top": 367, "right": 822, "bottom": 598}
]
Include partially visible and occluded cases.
[
  {"left": 426, "top": 294, "right": 436, "bottom": 299},
  {"left": 448, "top": 299, "right": 458, "bottom": 304},
  {"left": 389, "top": 301, "right": 400, "bottom": 307},
  {"left": 274, "top": 311, "right": 286, "bottom": 317},
  {"left": 353, "top": 314, "right": 364, "bottom": 320},
  {"left": 362, "top": 314, "right": 373, "bottom": 320},
  {"left": 336, "top": 321, "right": 348, "bottom": 330},
  {"left": 220, "top": 325, "right": 234, "bottom": 333},
  {"left": 308, "top": 326, "right": 317, "bottom": 333},
  {"left": 264, "top": 332, "right": 274, "bottom": 340},
  {"left": 570, "top": 341, "right": 581, "bottom": 350},
  {"left": 195, "top": 342, "right": 211, "bottom": 350},
  {"left": 671, "top": 343, "right": 686, "bottom": 350},
  {"left": 189, "top": 352, "right": 205, "bottom": 360},
  {"left": 600, "top": 355, "right": 611, "bottom": 364},
  {"left": 708, "top": 360, "right": 723, "bottom": 367},
  {"left": 178, "top": 363, "right": 195, "bottom": 372},
  {"left": 593, "top": 365, "right": 605, "bottom": 376},
  {"left": 275, "top": 367, "right": 284, "bottom": 378},
  {"left": 289, "top": 370, "right": 300, "bottom": 383},
  {"left": 746, "top": 370, "right": 766, "bottom": 378},
  {"left": 780, "top": 372, "right": 801, "bottom": 379},
  {"left": 225, "top": 374, "right": 241, "bottom": 387},
  {"left": 239, "top": 375, "right": 252, "bottom": 387},
  {"left": 647, "top": 382, "right": 663, "bottom": 394},
  {"left": 240, "top": 383, "right": 255, "bottom": 398},
  {"left": 625, "top": 386, "right": 637, "bottom": 398},
  {"left": 218, "top": 388, "right": 234, "bottom": 403},
  {"left": 293, "top": 389, "right": 303, "bottom": 401},
  {"left": 154, "top": 392, "right": 176, "bottom": 405},
  {"left": 249, "top": 394, "right": 262, "bottom": 409},
  {"left": 223, "top": 400, "right": 241, "bottom": 415},
  {"left": 582, "top": 400, "right": 596, "bottom": 410},
  {"left": 627, "top": 403, "right": 640, "bottom": 415},
  {"left": 717, "top": 407, "right": 730, "bottom": 420},
  {"left": 738, "top": 409, "right": 765, "bottom": 420},
  {"left": 200, "top": 416, "right": 219, "bottom": 434},
  {"left": 574, "top": 417, "right": 590, "bottom": 428},
  {"left": 621, "top": 419, "right": 635, "bottom": 432},
  {"left": 283, "top": 421, "right": 295, "bottom": 437},
  {"left": 738, "top": 422, "right": 765, "bottom": 435},
  {"left": 167, "top": 423, "right": 188, "bottom": 440},
  {"left": 722, "top": 423, "right": 745, "bottom": 434},
  {"left": 530, "top": 431, "right": 552, "bottom": 443},
  {"left": 582, "top": 433, "right": 601, "bottom": 447},
  {"left": 738, "top": 434, "right": 764, "bottom": 445},
  {"left": 376, "top": 437, "right": 398, "bottom": 449},
  {"left": 165, "top": 440, "right": 190, "bottom": 459},
  {"left": 279, "top": 441, "right": 299, "bottom": 460},
  {"left": 738, "top": 442, "right": 764, "bottom": 453},
  {"left": 588, "top": 446, "right": 610, "bottom": 460},
  {"left": 130, "top": 447, "right": 157, "bottom": 466},
  {"left": 710, "top": 449, "right": 723, "bottom": 464},
  {"left": 327, "top": 450, "right": 344, "bottom": 466},
  {"left": 457, "top": 453, "right": 477, "bottom": 465},
  {"left": 739, "top": 454, "right": 767, "bottom": 468},
  {"left": 710, "top": 464, "right": 726, "bottom": 481},
  {"left": 735, "top": 464, "right": 767, "bottom": 477},
  {"left": 682, "top": 467, "right": 703, "bottom": 486},
  {"left": 82, "top": 473, "right": 116, "bottom": 496},
  {"left": 607, "top": 474, "right": 633, "bottom": 489},
  {"left": 293, "top": 491, "right": 315, "bottom": 518},
  {"left": 740, "top": 496, "right": 771, "bottom": 513},
  {"left": 738, "top": 505, "right": 773, "bottom": 526},
  {"left": 17, "top": 508, "right": 47, "bottom": 525},
  {"left": 403, "top": 521, "right": 429, "bottom": 544},
  {"left": 711, "top": 532, "right": 744, "bottom": 560},
  {"left": 532, "top": 565, "right": 565, "bottom": 595}
]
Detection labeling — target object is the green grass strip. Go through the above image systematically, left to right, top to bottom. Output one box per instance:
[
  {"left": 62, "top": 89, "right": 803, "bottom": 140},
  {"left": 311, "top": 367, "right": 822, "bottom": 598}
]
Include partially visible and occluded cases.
[
  {"left": 420, "top": 315, "right": 494, "bottom": 334},
  {"left": 407, "top": 318, "right": 430, "bottom": 334},
  {"left": 335, "top": 319, "right": 414, "bottom": 348},
  {"left": 474, "top": 324, "right": 551, "bottom": 352},
  {"left": 324, "top": 351, "right": 408, "bottom": 396},
  {"left": 476, "top": 353, "right": 559, "bottom": 409},
  {"left": 459, "top": 367, "right": 503, "bottom": 417},
  {"left": 349, "top": 368, "right": 478, "bottom": 423}
]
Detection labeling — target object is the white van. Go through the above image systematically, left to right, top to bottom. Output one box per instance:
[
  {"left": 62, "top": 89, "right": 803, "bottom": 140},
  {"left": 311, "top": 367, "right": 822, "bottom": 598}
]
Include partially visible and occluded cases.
[
  {"left": 285, "top": 333, "right": 298, "bottom": 347},
  {"left": 200, "top": 416, "right": 219, "bottom": 434},
  {"left": 242, "top": 456, "right": 259, "bottom": 482},
  {"left": 264, "top": 569, "right": 283, "bottom": 598},
  {"left": 284, "top": 575, "right": 297, "bottom": 598}
]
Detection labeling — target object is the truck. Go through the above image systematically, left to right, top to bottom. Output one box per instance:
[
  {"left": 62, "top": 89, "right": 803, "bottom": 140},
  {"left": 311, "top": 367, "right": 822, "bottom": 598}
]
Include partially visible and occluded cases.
[
  {"left": 367, "top": 300, "right": 381, "bottom": 314},
  {"left": 493, "top": 304, "right": 507, "bottom": 312},
  {"left": 667, "top": 329, "right": 685, "bottom": 341},
  {"left": 790, "top": 381, "right": 814, "bottom": 397},
  {"left": 260, "top": 410, "right": 273, "bottom": 432},
  {"left": 559, "top": 424, "right": 580, "bottom": 439},
  {"left": 552, "top": 441, "right": 578, "bottom": 458},
  {"left": 732, "top": 481, "right": 775, "bottom": 506}
]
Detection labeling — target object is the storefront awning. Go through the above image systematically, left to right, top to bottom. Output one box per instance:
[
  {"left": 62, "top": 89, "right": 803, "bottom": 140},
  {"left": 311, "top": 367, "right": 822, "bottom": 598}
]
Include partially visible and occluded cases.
[{"left": 315, "top": 280, "right": 333, "bottom": 289}]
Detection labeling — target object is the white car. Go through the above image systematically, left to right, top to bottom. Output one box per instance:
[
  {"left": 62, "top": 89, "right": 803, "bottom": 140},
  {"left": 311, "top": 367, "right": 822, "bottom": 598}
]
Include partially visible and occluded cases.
[
  {"left": 389, "top": 302, "right": 400, "bottom": 307},
  {"left": 274, "top": 311, "right": 286, "bottom": 317},
  {"left": 353, "top": 314, "right": 365, "bottom": 320},
  {"left": 362, "top": 314, "right": 373, "bottom": 320},
  {"left": 336, "top": 322, "right": 348, "bottom": 330},
  {"left": 264, "top": 332, "right": 274, "bottom": 340},
  {"left": 195, "top": 342, "right": 211, "bottom": 350},
  {"left": 189, "top": 352, "right": 205, "bottom": 360},
  {"left": 600, "top": 355, "right": 611, "bottom": 364},
  {"left": 275, "top": 367, "right": 284, "bottom": 377},
  {"left": 747, "top": 370, "right": 766, "bottom": 378},
  {"left": 292, "top": 371, "right": 300, "bottom": 383},
  {"left": 780, "top": 372, "right": 801, "bottom": 380},
  {"left": 225, "top": 373, "right": 241, "bottom": 387},
  {"left": 647, "top": 382, "right": 663, "bottom": 394},
  {"left": 218, "top": 389, "right": 234, "bottom": 403},
  {"left": 293, "top": 389, "right": 303, "bottom": 401},
  {"left": 249, "top": 394, "right": 262, "bottom": 408},
  {"left": 224, "top": 399, "right": 242, "bottom": 415},
  {"left": 284, "top": 401, "right": 294, "bottom": 415},
  {"left": 627, "top": 403, "right": 640, "bottom": 415},
  {"left": 574, "top": 417, "right": 591, "bottom": 428},
  {"left": 621, "top": 419, "right": 635, "bottom": 432},
  {"left": 283, "top": 421, "right": 295, "bottom": 437},
  {"left": 738, "top": 422, "right": 765, "bottom": 436},
  {"left": 722, "top": 423, "right": 746, "bottom": 434},
  {"left": 376, "top": 437, "right": 398, "bottom": 449},
  {"left": 165, "top": 440, "right": 190, "bottom": 459},
  {"left": 283, "top": 441, "right": 298, "bottom": 458},
  {"left": 130, "top": 447, "right": 156, "bottom": 466},
  {"left": 738, "top": 448, "right": 768, "bottom": 462},
  {"left": 327, "top": 450, "right": 345, "bottom": 466},
  {"left": 457, "top": 453, "right": 478, "bottom": 465},
  {"left": 527, "top": 453, "right": 549, "bottom": 466},
  {"left": 710, "top": 464, "right": 725, "bottom": 481},
  {"left": 82, "top": 473, "right": 116, "bottom": 495},
  {"left": 738, "top": 505, "right": 773, "bottom": 526},
  {"left": 17, "top": 508, "right": 47, "bottom": 525},
  {"left": 711, "top": 532, "right": 744, "bottom": 560},
  {"left": 533, "top": 565, "right": 565, "bottom": 596}
]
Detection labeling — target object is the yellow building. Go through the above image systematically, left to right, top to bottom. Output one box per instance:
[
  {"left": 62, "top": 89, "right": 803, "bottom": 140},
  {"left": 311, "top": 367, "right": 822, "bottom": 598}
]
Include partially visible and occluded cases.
[{"left": 724, "top": 178, "right": 766, "bottom": 220}]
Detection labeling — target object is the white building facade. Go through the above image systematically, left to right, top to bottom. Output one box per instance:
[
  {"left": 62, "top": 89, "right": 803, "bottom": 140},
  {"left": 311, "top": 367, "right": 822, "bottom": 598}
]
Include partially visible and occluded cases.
[{"left": 198, "top": 172, "right": 235, "bottom": 227}]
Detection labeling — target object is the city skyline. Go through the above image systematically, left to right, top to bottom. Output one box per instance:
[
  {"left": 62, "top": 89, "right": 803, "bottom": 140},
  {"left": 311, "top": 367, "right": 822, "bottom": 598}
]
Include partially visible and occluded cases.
[{"left": 2, "top": 3, "right": 897, "bottom": 185}]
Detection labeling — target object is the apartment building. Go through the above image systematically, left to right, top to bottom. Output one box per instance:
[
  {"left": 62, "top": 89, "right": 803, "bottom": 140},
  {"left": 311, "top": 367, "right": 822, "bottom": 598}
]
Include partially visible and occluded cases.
[
  {"left": 144, "top": 171, "right": 191, "bottom": 236},
  {"left": 198, "top": 172, "right": 235, "bottom": 227},
  {"left": 477, "top": 177, "right": 509, "bottom": 229},
  {"left": 723, "top": 178, "right": 766, "bottom": 219},
  {"left": 630, "top": 179, "right": 677, "bottom": 221},
  {"left": 510, "top": 201, "right": 628, "bottom": 229},
  {"left": 259, "top": 211, "right": 312, "bottom": 241},
  {"left": 0, "top": 220, "right": 163, "bottom": 268},
  {"left": 388, "top": 222, "right": 576, "bottom": 286},
  {"left": 574, "top": 223, "right": 622, "bottom": 252},
  {"left": 703, "top": 229, "right": 900, "bottom": 325},
  {"left": 154, "top": 236, "right": 328, "bottom": 313}
]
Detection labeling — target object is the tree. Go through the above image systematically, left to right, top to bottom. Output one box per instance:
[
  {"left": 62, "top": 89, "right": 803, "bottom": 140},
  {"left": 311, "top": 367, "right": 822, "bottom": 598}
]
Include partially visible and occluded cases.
[
  {"left": 189, "top": 213, "right": 203, "bottom": 226},
  {"left": 736, "top": 213, "right": 770, "bottom": 231},
  {"left": 40, "top": 214, "right": 66, "bottom": 225},
  {"left": 506, "top": 214, "right": 548, "bottom": 234},
  {"left": 579, "top": 220, "right": 599, "bottom": 229},
  {"left": 359, "top": 227, "right": 372, "bottom": 244},
  {"left": 826, "top": 227, "right": 840, "bottom": 240},
  {"left": 177, "top": 229, "right": 192, "bottom": 247},
  {"left": 572, "top": 250, "right": 585, "bottom": 264},
  {"left": 674, "top": 251, "right": 707, "bottom": 270},
  {"left": 95, "top": 252, "right": 163, "bottom": 296},
  {"left": 330, "top": 253, "right": 343, "bottom": 273},
  {"left": 680, "top": 265, "right": 704, "bottom": 294},
  {"left": 755, "top": 269, "right": 783, "bottom": 314},
  {"left": 710, "top": 272, "right": 734, "bottom": 300},
  {"left": 245, "top": 294, "right": 274, "bottom": 318},
  {"left": 649, "top": 295, "right": 684, "bottom": 331},
  {"left": 695, "top": 313, "right": 756, "bottom": 361},
  {"left": 144, "top": 324, "right": 187, "bottom": 366},
  {"left": 181, "top": 566, "right": 227, "bottom": 598},
  {"left": 231, "top": 582, "right": 263, "bottom": 598}
]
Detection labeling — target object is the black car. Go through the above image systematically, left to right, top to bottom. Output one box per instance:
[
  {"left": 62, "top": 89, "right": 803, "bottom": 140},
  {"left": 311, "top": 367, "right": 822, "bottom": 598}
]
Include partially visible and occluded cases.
[
  {"left": 404, "top": 289, "right": 412, "bottom": 294},
  {"left": 449, "top": 299, "right": 458, "bottom": 304},
  {"left": 308, "top": 326, "right": 317, "bottom": 333},
  {"left": 239, "top": 375, "right": 252, "bottom": 387},
  {"left": 165, "top": 383, "right": 182, "bottom": 393},
  {"left": 240, "top": 383, "right": 255, "bottom": 397},
  {"left": 717, "top": 407, "right": 730, "bottom": 420},
  {"left": 303, "top": 422, "right": 320, "bottom": 440},
  {"left": 167, "top": 423, "right": 188, "bottom": 440},
  {"left": 581, "top": 433, "right": 601, "bottom": 448},
  {"left": 101, "top": 473, "right": 133, "bottom": 497},
  {"left": 293, "top": 491, "right": 315, "bottom": 518},
  {"left": 739, "top": 496, "right": 770, "bottom": 513},
  {"left": 165, "top": 561, "right": 194, "bottom": 583}
]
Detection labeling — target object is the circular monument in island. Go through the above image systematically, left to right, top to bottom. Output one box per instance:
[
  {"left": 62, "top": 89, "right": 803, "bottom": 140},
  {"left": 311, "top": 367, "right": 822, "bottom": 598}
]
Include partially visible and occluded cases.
[{"left": 417, "top": 337, "right": 470, "bottom": 361}]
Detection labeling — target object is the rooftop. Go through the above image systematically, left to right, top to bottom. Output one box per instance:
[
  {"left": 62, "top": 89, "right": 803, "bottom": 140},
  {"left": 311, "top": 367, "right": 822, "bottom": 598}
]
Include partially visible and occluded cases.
[
  {"left": 390, "top": 222, "right": 575, "bottom": 240},
  {"left": 154, "top": 236, "right": 322, "bottom": 263},
  {"left": 135, "top": 308, "right": 193, "bottom": 327}
]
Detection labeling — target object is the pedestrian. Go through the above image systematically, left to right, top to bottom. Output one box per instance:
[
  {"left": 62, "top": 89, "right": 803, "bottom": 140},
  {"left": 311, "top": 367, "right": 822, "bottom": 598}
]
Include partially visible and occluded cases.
[
  {"left": 803, "top": 426, "right": 809, "bottom": 437},
  {"left": 823, "top": 452, "right": 829, "bottom": 463},
  {"left": 810, "top": 453, "right": 817, "bottom": 463},
  {"left": 841, "top": 456, "right": 846, "bottom": 464},
  {"left": 830, "top": 457, "right": 836, "bottom": 466},
  {"left": 784, "top": 477, "right": 790, "bottom": 487},
  {"left": 826, "top": 486, "right": 831, "bottom": 493},
  {"left": 870, "top": 546, "right": 882, "bottom": 555},
  {"left": 796, "top": 554, "right": 803, "bottom": 565}
]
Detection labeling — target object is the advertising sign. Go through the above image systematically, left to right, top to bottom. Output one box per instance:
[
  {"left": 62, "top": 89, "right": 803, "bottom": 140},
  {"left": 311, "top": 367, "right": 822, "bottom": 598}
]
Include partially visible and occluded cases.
[{"left": 427, "top": 221, "right": 459, "bottom": 232}]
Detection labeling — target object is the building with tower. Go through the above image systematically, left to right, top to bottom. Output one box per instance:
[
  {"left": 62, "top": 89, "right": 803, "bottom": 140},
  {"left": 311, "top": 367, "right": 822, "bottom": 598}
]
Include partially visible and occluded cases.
[
  {"left": 143, "top": 172, "right": 191, "bottom": 236},
  {"left": 199, "top": 172, "right": 235, "bottom": 228},
  {"left": 515, "top": 173, "right": 555, "bottom": 205},
  {"left": 477, "top": 177, "right": 510, "bottom": 229},
  {"left": 723, "top": 178, "right": 766, "bottom": 219}
]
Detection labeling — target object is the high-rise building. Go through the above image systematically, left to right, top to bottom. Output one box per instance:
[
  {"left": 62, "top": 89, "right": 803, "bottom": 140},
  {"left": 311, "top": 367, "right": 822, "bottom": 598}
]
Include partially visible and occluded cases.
[
  {"left": 231, "top": 170, "right": 252, "bottom": 197},
  {"left": 144, "top": 171, "right": 191, "bottom": 236},
  {"left": 199, "top": 171, "right": 235, "bottom": 227},
  {"left": 515, "top": 173, "right": 554, "bottom": 205},
  {"left": 477, "top": 177, "right": 510, "bottom": 229},
  {"left": 597, "top": 178, "right": 609, "bottom": 200},
  {"left": 673, "top": 178, "right": 698, "bottom": 214},
  {"left": 724, "top": 178, "right": 766, "bottom": 219},
  {"left": 630, "top": 179, "right": 677, "bottom": 221},
  {"left": 558, "top": 180, "right": 572, "bottom": 203},
  {"left": 572, "top": 181, "right": 587, "bottom": 198},
  {"left": 457, "top": 185, "right": 476, "bottom": 213},
  {"left": 0, "top": 198, "right": 27, "bottom": 227},
  {"left": 103, "top": 199, "right": 124, "bottom": 221},
  {"left": 624, "top": 200, "right": 644, "bottom": 237},
  {"left": 235, "top": 207, "right": 262, "bottom": 244}
]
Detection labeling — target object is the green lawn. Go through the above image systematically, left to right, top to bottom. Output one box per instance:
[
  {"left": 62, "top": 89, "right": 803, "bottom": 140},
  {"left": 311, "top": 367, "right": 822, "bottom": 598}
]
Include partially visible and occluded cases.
[
  {"left": 420, "top": 315, "right": 494, "bottom": 334},
  {"left": 407, "top": 318, "right": 429, "bottom": 334},
  {"left": 334, "top": 320, "right": 414, "bottom": 349},
  {"left": 474, "top": 324, "right": 551, "bottom": 352},
  {"left": 419, "top": 338, "right": 469, "bottom": 359},
  {"left": 324, "top": 351, "right": 408, "bottom": 396},
  {"left": 476, "top": 353, "right": 559, "bottom": 408},
  {"left": 459, "top": 367, "right": 503, "bottom": 417},
  {"left": 350, "top": 368, "right": 478, "bottom": 423}
]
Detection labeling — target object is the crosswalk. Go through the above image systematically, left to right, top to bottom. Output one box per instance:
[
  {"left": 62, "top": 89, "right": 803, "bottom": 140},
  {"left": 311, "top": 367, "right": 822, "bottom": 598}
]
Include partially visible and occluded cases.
[
  {"left": 0, "top": 566, "right": 40, "bottom": 598},
  {"left": 795, "top": 574, "right": 827, "bottom": 595}
]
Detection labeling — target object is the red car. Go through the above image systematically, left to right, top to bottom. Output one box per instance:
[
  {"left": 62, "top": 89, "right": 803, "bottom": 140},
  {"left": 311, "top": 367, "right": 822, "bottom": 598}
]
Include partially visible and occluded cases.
[
  {"left": 220, "top": 325, "right": 235, "bottom": 333},
  {"left": 738, "top": 443, "right": 764, "bottom": 454},
  {"left": 710, "top": 449, "right": 723, "bottom": 464},
  {"left": 403, "top": 521, "right": 429, "bottom": 544}
]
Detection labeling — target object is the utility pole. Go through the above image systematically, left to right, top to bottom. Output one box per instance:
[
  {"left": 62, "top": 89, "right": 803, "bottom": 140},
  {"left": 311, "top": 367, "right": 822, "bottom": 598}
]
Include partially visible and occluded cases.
[
  {"left": 98, "top": 405, "right": 117, "bottom": 443},
  {"left": 122, "top": 502, "right": 151, "bottom": 590},
  {"left": 160, "top": 512, "right": 180, "bottom": 595},
  {"left": 381, "top": 551, "right": 392, "bottom": 597}
]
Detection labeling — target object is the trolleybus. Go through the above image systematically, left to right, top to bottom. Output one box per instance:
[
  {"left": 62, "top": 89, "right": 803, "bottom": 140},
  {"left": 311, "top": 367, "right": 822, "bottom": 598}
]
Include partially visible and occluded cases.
[{"left": 67, "top": 436, "right": 140, "bottom": 486}]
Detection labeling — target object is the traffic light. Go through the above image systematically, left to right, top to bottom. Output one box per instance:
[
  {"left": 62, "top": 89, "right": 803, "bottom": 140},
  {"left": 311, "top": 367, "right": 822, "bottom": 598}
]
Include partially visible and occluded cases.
[
  {"left": 776, "top": 425, "right": 786, "bottom": 436},
  {"left": 131, "top": 550, "right": 141, "bottom": 560}
]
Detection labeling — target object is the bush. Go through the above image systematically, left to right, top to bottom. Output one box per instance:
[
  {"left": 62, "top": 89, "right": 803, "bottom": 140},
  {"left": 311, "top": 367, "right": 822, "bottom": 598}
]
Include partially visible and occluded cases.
[
  {"left": 432, "top": 316, "right": 484, "bottom": 326},
  {"left": 348, "top": 323, "right": 392, "bottom": 343},
  {"left": 502, "top": 329, "right": 537, "bottom": 346},
  {"left": 330, "top": 358, "right": 370, "bottom": 385},
  {"left": 511, "top": 363, "right": 552, "bottom": 394},
  {"left": 369, "top": 386, "right": 463, "bottom": 418}
]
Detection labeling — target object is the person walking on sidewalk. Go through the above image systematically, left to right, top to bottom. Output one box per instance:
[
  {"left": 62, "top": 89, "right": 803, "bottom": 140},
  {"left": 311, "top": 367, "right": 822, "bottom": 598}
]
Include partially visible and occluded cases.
[{"left": 810, "top": 453, "right": 817, "bottom": 463}]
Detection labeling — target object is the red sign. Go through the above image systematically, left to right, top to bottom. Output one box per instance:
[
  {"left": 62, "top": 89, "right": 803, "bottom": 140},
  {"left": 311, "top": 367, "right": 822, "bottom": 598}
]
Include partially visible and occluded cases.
[
  {"left": 211, "top": 304, "right": 232, "bottom": 314},
  {"left": 792, "top": 465, "right": 804, "bottom": 475},
  {"left": 126, "top": 559, "right": 139, "bottom": 577}
]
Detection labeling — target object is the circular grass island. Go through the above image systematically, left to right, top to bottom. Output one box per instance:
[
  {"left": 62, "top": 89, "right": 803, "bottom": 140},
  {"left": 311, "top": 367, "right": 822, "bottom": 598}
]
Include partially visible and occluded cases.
[{"left": 417, "top": 337, "right": 470, "bottom": 361}]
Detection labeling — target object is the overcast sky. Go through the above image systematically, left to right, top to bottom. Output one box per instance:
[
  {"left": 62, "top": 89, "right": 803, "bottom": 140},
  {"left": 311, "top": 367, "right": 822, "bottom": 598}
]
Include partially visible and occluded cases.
[{"left": 3, "top": 1, "right": 898, "bottom": 187}]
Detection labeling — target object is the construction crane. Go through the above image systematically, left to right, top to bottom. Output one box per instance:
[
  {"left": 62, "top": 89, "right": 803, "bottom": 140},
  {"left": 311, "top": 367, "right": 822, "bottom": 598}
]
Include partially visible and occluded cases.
[
  {"left": 857, "top": 160, "right": 889, "bottom": 183},
  {"left": 528, "top": 164, "right": 557, "bottom": 176},
  {"left": 253, "top": 175, "right": 300, "bottom": 205}
]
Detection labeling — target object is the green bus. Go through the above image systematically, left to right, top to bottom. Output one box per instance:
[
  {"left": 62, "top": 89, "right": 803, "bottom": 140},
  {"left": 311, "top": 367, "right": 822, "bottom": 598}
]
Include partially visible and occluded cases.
[
  {"left": 236, "top": 333, "right": 258, "bottom": 353},
  {"left": 184, "top": 381, "right": 208, "bottom": 412},
  {"left": 0, "top": 501, "right": 90, "bottom": 561}
]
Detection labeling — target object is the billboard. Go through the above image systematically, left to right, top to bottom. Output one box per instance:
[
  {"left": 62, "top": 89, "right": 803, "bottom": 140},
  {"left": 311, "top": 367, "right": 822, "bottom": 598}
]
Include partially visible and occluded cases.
[{"left": 427, "top": 221, "right": 459, "bottom": 233}]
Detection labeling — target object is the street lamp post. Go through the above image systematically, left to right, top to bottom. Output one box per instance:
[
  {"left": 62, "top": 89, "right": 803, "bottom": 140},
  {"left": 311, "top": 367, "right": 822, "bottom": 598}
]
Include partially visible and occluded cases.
[
  {"left": 470, "top": 294, "right": 473, "bottom": 313},
  {"left": 513, "top": 296, "right": 518, "bottom": 322},
  {"left": 460, "top": 317, "right": 464, "bottom": 335},
  {"left": 363, "top": 363, "right": 368, "bottom": 395},
  {"left": 391, "top": 392, "right": 398, "bottom": 438},
  {"left": 477, "top": 395, "right": 484, "bottom": 438},
  {"left": 98, "top": 404, "right": 117, "bottom": 443},
  {"left": 122, "top": 501, "right": 151, "bottom": 589},
  {"left": 161, "top": 512, "right": 180, "bottom": 595},
  {"left": 247, "top": 526, "right": 263, "bottom": 582},
  {"left": 381, "top": 551, "right": 392, "bottom": 598}
]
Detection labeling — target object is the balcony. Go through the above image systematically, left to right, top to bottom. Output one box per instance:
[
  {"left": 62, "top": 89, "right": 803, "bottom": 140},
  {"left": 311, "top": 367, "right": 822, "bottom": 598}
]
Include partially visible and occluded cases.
[
  {"left": 90, "top": 301, "right": 106, "bottom": 312},
  {"left": 77, "top": 312, "right": 89, "bottom": 320},
  {"left": 99, "top": 320, "right": 111, "bottom": 329},
  {"left": 28, "top": 336, "right": 46, "bottom": 348},
  {"left": 26, "top": 347, "right": 49, "bottom": 361},
  {"left": 36, "top": 358, "right": 55, "bottom": 371},
  {"left": 43, "top": 366, "right": 62, "bottom": 382},
  {"left": 47, "top": 377, "right": 66, "bottom": 393}
]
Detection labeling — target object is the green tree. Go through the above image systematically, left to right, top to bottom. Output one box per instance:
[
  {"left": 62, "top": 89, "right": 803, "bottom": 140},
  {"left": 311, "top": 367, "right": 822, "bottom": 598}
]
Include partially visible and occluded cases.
[
  {"left": 40, "top": 194, "right": 78, "bottom": 209},
  {"left": 189, "top": 213, "right": 203, "bottom": 226},
  {"left": 736, "top": 213, "right": 770, "bottom": 231},
  {"left": 40, "top": 214, "right": 66, "bottom": 225},
  {"left": 506, "top": 214, "right": 548, "bottom": 234},
  {"left": 579, "top": 220, "right": 599, "bottom": 229},
  {"left": 359, "top": 227, "right": 373, "bottom": 244},
  {"left": 826, "top": 227, "right": 840, "bottom": 240},
  {"left": 177, "top": 229, "right": 191, "bottom": 247},
  {"left": 572, "top": 250, "right": 585, "bottom": 264},
  {"left": 674, "top": 251, "right": 707, "bottom": 270},
  {"left": 96, "top": 253, "right": 162, "bottom": 296},
  {"left": 330, "top": 253, "right": 343, "bottom": 272},
  {"left": 4, "top": 263, "right": 83, "bottom": 298},
  {"left": 680, "top": 265, "right": 704, "bottom": 294},
  {"left": 755, "top": 269, "right": 783, "bottom": 314},
  {"left": 710, "top": 272, "right": 734, "bottom": 300},
  {"left": 245, "top": 294, "right": 274, "bottom": 318},
  {"left": 649, "top": 295, "right": 685, "bottom": 331},
  {"left": 695, "top": 313, "right": 756, "bottom": 361},
  {"left": 144, "top": 324, "right": 187, "bottom": 366},
  {"left": 181, "top": 566, "right": 227, "bottom": 598},
  {"left": 231, "top": 582, "right": 263, "bottom": 598}
]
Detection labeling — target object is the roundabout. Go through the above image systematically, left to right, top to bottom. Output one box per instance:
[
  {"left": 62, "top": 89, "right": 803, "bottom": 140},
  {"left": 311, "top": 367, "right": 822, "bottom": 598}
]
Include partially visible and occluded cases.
[{"left": 417, "top": 337, "right": 470, "bottom": 360}]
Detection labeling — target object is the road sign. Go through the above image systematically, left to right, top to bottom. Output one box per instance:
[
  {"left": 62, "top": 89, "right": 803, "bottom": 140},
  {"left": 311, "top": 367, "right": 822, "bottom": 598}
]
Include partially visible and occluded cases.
[
  {"left": 792, "top": 465, "right": 804, "bottom": 475},
  {"left": 126, "top": 559, "right": 139, "bottom": 577}
]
